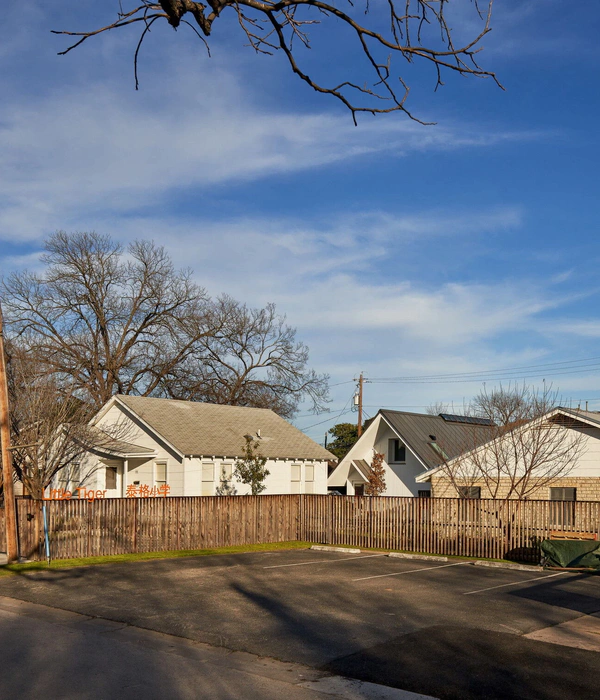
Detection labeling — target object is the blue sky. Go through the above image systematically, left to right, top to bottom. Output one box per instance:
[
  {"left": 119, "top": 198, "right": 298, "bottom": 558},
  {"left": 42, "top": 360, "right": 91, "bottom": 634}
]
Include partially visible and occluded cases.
[{"left": 1, "top": 1, "right": 600, "bottom": 443}]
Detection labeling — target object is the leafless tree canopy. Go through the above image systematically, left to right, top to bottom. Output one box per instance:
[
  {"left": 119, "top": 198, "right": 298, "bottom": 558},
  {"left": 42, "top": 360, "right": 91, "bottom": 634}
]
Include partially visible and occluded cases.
[
  {"left": 52, "top": 1, "right": 501, "bottom": 123},
  {"left": 2, "top": 231, "right": 328, "bottom": 418},
  {"left": 168, "top": 296, "right": 329, "bottom": 417},
  {"left": 7, "top": 344, "right": 96, "bottom": 498},
  {"left": 435, "top": 384, "right": 586, "bottom": 501}
]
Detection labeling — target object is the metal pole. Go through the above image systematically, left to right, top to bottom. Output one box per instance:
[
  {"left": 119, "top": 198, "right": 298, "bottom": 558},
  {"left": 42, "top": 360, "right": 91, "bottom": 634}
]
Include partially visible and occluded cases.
[
  {"left": 0, "top": 302, "right": 18, "bottom": 562},
  {"left": 357, "top": 372, "right": 364, "bottom": 437},
  {"left": 42, "top": 502, "right": 51, "bottom": 565}
]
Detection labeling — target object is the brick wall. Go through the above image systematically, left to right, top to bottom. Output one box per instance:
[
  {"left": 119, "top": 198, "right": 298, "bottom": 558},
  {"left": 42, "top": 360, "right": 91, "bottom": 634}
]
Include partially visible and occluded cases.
[{"left": 431, "top": 476, "right": 600, "bottom": 501}]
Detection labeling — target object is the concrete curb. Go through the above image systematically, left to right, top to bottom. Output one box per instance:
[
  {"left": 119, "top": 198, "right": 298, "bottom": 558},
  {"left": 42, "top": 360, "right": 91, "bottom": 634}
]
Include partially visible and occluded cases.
[
  {"left": 311, "top": 546, "right": 362, "bottom": 554},
  {"left": 388, "top": 552, "right": 449, "bottom": 563},
  {"left": 472, "top": 560, "right": 542, "bottom": 572}
]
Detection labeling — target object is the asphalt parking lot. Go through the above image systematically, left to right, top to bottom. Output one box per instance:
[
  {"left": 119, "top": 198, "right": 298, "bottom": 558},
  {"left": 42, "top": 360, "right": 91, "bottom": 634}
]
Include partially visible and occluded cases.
[{"left": 0, "top": 548, "right": 599, "bottom": 699}]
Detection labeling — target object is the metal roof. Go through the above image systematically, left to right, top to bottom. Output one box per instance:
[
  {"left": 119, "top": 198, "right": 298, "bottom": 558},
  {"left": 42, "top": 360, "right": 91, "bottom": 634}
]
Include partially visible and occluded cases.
[
  {"left": 114, "top": 395, "right": 335, "bottom": 461},
  {"left": 380, "top": 410, "right": 495, "bottom": 471},
  {"left": 439, "top": 413, "right": 495, "bottom": 426}
]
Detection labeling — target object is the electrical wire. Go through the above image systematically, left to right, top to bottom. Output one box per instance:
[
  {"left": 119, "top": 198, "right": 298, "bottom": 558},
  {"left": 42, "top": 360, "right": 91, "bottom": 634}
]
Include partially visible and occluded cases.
[{"left": 366, "top": 355, "right": 600, "bottom": 383}]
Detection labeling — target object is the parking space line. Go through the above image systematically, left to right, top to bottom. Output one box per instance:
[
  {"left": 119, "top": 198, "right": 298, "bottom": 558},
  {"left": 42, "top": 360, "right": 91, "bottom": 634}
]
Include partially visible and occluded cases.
[
  {"left": 263, "top": 553, "right": 387, "bottom": 569},
  {"left": 352, "top": 561, "right": 467, "bottom": 581},
  {"left": 463, "top": 571, "right": 568, "bottom": 595}
]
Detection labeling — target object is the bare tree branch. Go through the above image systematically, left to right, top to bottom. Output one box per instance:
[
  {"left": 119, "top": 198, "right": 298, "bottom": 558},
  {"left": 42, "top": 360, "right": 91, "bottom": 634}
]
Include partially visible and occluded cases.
[{"left": 51, "top": 1, "right": 501, "bottom": 121}]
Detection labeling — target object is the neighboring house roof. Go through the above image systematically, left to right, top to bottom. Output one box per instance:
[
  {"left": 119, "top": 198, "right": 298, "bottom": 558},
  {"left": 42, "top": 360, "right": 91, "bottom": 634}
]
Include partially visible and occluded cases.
[
  {"left": 102, "top": 395, "right": 334, "bottom": 461},
  {"left": 415, "top": 406, "right": 600, "bottom": 483},
  {"left": 555, "top": 407, "right": 600, "bottom": 427},
  {"left": 380, "top": 410, "right": 495, "bottom": 471}
]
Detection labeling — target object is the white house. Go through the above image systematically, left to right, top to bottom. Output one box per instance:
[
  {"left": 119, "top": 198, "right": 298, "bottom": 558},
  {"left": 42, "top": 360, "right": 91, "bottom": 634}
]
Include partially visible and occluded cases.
[
  {"left": 54, "top": 395, "right": 334, "bottom": 498},
  {"left": 416, "top": 406, "right": 600, "bottom": 503},
  {"left": 328, "top": 410, "right": 494, "bottom": 496}
]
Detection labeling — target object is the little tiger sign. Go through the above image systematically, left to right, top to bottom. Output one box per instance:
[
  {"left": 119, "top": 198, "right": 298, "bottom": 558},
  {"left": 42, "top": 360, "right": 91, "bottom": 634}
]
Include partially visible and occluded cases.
[{"left": 44, "top": 484, "right": 171, "bottom": 501}]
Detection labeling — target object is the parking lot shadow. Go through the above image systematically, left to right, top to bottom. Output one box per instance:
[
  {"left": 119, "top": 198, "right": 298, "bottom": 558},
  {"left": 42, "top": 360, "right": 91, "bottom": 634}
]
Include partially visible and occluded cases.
[
  {"left": 509, "top": 572, "right": 600, "bottom": 615},
  {"left": 323, "top": 624, "right": 600, "bottom": 700}
]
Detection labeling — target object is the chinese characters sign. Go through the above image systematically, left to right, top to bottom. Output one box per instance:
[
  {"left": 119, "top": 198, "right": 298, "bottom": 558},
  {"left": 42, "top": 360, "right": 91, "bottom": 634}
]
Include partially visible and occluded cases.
[{"left": 126, "top": 484, "right": 171, "bottom": 498}]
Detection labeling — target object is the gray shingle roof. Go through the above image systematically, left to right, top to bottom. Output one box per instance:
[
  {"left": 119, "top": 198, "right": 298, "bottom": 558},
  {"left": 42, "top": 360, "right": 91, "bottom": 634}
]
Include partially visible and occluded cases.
[
  {"left": 115, "top": 395, "right": 334, "bottom": 461},
  {"left": 380, "top": 410, "right": 495, "bottom": 470}
]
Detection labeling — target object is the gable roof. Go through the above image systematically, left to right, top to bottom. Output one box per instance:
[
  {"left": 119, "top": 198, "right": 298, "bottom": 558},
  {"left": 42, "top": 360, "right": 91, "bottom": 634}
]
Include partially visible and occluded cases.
[
  {"left": 110, "top": 395, "right": 334, "bottom": 461},
  {"left": 415, "top": 406, "right": 600, "bottom": 483},
  {"left": 380, "top": 409, "right": 495, "bottom": 471},
  {"left": 87, "top": 428, "right": 156, "bottom": 458}
]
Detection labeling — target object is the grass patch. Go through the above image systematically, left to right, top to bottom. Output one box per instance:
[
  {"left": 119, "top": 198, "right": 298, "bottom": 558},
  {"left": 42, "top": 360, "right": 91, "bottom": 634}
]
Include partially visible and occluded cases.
[{"left": 0, "top": 540, "right": 312, "bottom": 575}]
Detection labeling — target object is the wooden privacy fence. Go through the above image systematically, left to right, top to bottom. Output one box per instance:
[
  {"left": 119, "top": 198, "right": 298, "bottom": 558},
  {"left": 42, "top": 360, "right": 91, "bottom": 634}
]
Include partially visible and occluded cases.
[
  {"left": 7, "top": 495, "right": 600, "bottom": 562},
  {"left": 15, "top": 495, "right": 301, "bottom": 561},
  {"left": 300, "top": 496, "right": 600, "bottom": 562}
]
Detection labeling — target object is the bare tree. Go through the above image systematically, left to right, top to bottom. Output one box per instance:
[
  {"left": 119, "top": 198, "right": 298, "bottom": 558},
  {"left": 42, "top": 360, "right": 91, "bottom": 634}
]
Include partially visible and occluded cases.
[
  {"left": 52, "top": 1, "right": 501, "bottom": 123},
  {"left": 2, "top": 231, "right": 327, "bottom": 417},
  {"left": 3, "top": 232, "right": 211, "bottom": 410},
  {"left": 166, "top": 296, "right": 329, "bottom": 417},
  {"left": 5, "top": 343, "right": 120, "bottom": 499},
  {"left": 470, "top": 382, "right": 535, "bottom": 426},
  {"left": 433, "top": 384, "right": 586, "bottom": 501},
  {"left": 426, "top": 401, "right": 450, "bottom": 416}
]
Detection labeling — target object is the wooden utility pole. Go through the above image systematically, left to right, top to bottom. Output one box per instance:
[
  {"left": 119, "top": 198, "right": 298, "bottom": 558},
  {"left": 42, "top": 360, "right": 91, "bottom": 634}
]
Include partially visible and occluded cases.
[
  {"left": 0, "top": 302, "right": 18, "bottom": 562},
  {"left": 357, "top": 372, "right": 364, "bottom": 437}
]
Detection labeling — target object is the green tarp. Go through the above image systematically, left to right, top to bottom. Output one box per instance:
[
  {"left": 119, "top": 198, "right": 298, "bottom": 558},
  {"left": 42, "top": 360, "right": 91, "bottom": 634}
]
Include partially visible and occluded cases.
[{"left": 541, "top": 539, "right": 600, "bottom": 570}]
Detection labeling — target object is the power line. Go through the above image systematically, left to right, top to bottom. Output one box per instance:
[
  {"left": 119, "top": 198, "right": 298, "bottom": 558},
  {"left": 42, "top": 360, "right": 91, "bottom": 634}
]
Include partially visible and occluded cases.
[
  {"left": 366, "top": 355, "right": 600, "bottom": 383},
  {"left": 367, "top": 365, "right": 600, "bottom": 385}
]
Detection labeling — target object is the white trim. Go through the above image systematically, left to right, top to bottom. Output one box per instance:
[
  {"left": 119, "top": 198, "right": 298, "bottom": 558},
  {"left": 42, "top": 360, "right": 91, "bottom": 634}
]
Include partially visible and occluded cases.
[{"left": 110, "top": 397, "right": 184, "bottom": 457}]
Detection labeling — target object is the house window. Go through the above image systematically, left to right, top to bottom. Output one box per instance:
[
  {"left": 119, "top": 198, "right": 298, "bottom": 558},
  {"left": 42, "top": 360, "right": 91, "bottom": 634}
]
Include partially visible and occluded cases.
[
  {"left": 388, "top": 439, "right": 406, "bottom": 463},
  {"left": 155, "top": 462, "right": 167, "bottom": 487},
  {"left": 201, "top": 462, "right": 215, "bottom": 496},
  {"left": 221, "top": 463, "right": 233, "bottom": 483},
  {"left": 291, "top": 464, "right": 301, "bottom": 494},
  {"left": 305, "top": 465, "right": 314, "bottom": 494},
  {"left": 105, "top": 466, "right": 117, "bottom": 490},
  {"left": 458, "top": 486, "right": 481, "bottom": 499},
  {"left": 550, "top": 487, "right": 576, "bottom": 528},
  {"left": 418, "top": 490, "right": 431, "bottom": 498}
]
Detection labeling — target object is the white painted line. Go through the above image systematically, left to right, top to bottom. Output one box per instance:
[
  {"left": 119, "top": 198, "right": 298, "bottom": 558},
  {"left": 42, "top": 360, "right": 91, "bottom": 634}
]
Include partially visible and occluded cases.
[
  {"left": 264, "top": 554, "right": 387, "bottom": 569},
  {"left": 353, "top": 561, "right": 467, "bottom": 582},
  {"left": 463, "top": 571, "right": 568, "bottom": 595}
]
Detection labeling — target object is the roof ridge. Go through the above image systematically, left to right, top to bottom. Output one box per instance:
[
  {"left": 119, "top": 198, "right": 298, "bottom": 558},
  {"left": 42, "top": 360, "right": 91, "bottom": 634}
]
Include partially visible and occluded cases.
[
  {"left": 116, "top": 395, "right": 276, "bottom": 413},
  {"left": 379, "top": 409, "right": 444, "bottom": 419}
]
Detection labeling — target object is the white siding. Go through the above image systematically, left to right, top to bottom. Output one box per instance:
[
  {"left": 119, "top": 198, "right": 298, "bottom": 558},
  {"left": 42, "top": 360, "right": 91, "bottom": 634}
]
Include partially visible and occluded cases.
[
  {"left": 74, "top": 401, "right": 330, "bottom": 497},
  {"left": 328, "top": 414, "right": 430, "bottom": 496}
]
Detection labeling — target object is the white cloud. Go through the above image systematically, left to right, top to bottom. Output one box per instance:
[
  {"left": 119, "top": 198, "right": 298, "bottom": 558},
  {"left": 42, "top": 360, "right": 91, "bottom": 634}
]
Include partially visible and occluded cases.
[{"left": 0, "top": 57, "right": 541, "bottom": 243}]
